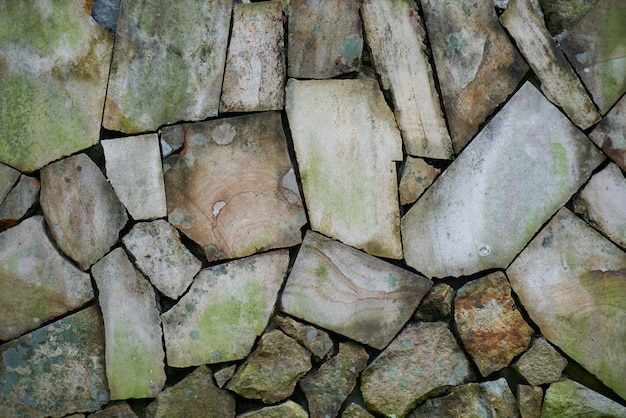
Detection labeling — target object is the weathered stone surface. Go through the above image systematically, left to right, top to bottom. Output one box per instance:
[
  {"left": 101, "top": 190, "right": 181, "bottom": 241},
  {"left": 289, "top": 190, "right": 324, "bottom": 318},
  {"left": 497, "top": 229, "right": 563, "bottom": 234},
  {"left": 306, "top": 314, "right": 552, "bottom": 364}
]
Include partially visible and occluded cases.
[
  {"left": 0, "top": 0, "right": 113, "bottom": 172},
  {"left": 91, "top": 0, "right": 121, "bottom": 34},
  {"left": 103, "top": 0, "right": 232, "bottom": 133},
  {"left": 287, "top": 0, "right": 362, "bottom": 79},
  {"left": 361, "top": 0, "right": 453, "bottom": 159},
  {"left": 421, "top": 0, "right": 528, "bottom": 153},
  {"left": 501, "top": 0, "right": 600, "bottom": 129},
  {"left": 539, "top": 0, "right": 600, "bottom": 35},
  {"left": 559, "top": 0, "right": 626, "bottom": 115},
  {"left": 220, "top": 1, "right": 284, "bottom": 112},
  {"left": 285, "top": 79, "right": 403, "bottom": 259},
  {"left": 402, "top": 82, "right": 605, "bottom": 279},
  {"left": 589, "top": 94, "right": 626, "bottom": 171},
  {"left": 164, "top": 112, "right": 306, "bottom": 262},
  {"left": 159, "top": 126, "right": 184, "bottom": 158},
  {"left": 102, "top": 134, "right": 166, "bottom": 220},
  {"left": 40, "top": 154, "right": 128, "bottom": 270},
  {"left": 399, "top": 157, "right": 441, "bottom": 206},
  {"left": 0, "top": 163, "right": 20, "bottom": 204},
  {"left": 574, "top": 163, "right": 626, "bottom": 249},
  {"left": 0, "top": 175, "right": 39, "bottom": 228},
  {"left": 507, "top": 208, "right": 626, "bottom": 399},
  {"left": 0, "top": 216, "right": 93, "bottom": 341},
  {"left": 122, "top": 220, "right": 201, "bottom": 299},
  {"left": 281, "top": 231, "right": 432, "bottom": 349},
  {"left": 92, "top": 248, "right": 166, "bottom": 400},
  {"left": 162, "top": 251, "right": 289, "bottom": 367},
  {"left": 454, "top": 272, "right": 534, "bottom": 376},
  {"left": 414, "top": 282, "right": 455, "bottom": 322},
  {"left": 0, "top": 306, "right": 109, "bottom": 417},
  {"left": 275, "top": 314, "right": 334, "bottom": 361},
  {"left": 361, "top": 322, "right": 474, "bottom": 417},
  {"left": 227, "top": 330, "right": 312, "bottom": 404},
  {"left": 513, "top": 337, "right": 567, "bottom": 385},
  {"left": 300, "top": 342, "right": 369, "bottom": 418},
  {"left": 214, "top": 365, "right": 236, "bottom": 388},
  {"left": 145, "top": 366, "right": 235, "bottom": 418},
  {"left": 542, "top": 379, "right": 626, "bottom": 417},
  {"left": 518, "top": 385, "right": 543, "bottom": 418},
  {"left": 238, "top": 400, "right": 308, "bottom": 418},
  {"left": 89, "top": 402, "right": 137, "bottom": 418},
  {"left": 342, "top": 403, "right": 375, "bottom": 418}
]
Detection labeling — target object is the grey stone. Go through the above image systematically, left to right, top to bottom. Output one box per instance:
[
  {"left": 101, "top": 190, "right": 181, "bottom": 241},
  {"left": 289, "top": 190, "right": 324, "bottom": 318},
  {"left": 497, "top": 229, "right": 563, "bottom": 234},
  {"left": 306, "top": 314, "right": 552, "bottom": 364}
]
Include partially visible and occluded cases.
[
  {"left": 91, "top": 0, "right": 121, "bottom": 34},
  {"left": 539, "top": 0, "right": 600, "bottom": 35},
  {"left": 589, "top": 90, "right": 626, "bottom": 171},
  {"left": 399, "top": 157, "right": 441, "bottom": 206},
  {"left": 0, "top": 163, "right": 20, "bottom": 204},
  {"left": 0, "top": 175, "right": 39, "bottom": 228},
  {"left": 413, "top": 282, "right": 455, "bottom": 322},
  {"left": 275, "top": 314, "right": 334, "bottom": 361},
  {"left": 513, "top": 337, "right": 568, "bottom": 385},
  {"left": 214, "top": 365, "right": 236, "bottom": 388},
  {"left": 542, "top": 379, "right": 626, "bottom": 417},
  {"left": 518, "top": 385, "right": 543, "bottom": 418},
  {"left": 237, "top": 400, "right": 308, "bottom": 418},
  {"left": 89, "top": 402, "right": 137, "bottom": 418}
]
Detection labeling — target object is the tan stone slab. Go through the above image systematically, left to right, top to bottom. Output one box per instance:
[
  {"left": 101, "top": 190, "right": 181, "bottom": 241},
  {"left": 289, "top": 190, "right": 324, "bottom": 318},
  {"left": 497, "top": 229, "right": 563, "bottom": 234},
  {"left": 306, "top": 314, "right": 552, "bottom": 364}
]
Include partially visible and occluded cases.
[
  {"left": 589, "top": 94, "right": 626, "bottom": 172},
  {"left": 399, "top": 157, "right": 441, "bottom": 206},
  {"left": 0, "top": 175, "right": 39, "bottom": 228},
  {"left": 518, "top": 385, "right": 543, "bottom": 418}
]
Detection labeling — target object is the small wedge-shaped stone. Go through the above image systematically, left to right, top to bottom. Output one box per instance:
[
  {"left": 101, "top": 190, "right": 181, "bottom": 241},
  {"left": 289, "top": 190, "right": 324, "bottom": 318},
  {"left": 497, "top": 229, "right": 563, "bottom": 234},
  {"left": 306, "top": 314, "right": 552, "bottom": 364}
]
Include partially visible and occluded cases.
[
  {"left": 103, "top": 0, "right": 232, "bottom": 133},
  {"left": 362, "top": 0, "right": 453, "bottom": 159},
  {"left": 421, "top": 0, "right": 528, "bottom": 152},
  {"left": 500, "top": 0, "right": 600, "bottom": 129},
  {"left": 220, "top": 2, "right": 284, "bottom": 112},
  {"left": 286, "top": 79, "right": 403, "bottom": 258},
  {"left": 402, "top": 82, "right": 605, "bottom": 278},
  {"left": 589, "top": 94, "right": 626, "bottom": 171},
  {"left": 164, "top": 112, "right": 306, "bottom": 262},
  {"left": 102, "top": 134, "right": 166, "bottom": 220},
  {"left": 41, "top": 154, "right": 128, "bottom": 270},
  {"left": 399, "top": 157, "right": 441, "bottom": 206},
  {"left": 0, "top": 163, "right": 20, "bottom": 204},
  {"left": 0, "top": 175, "right": 39, "bottom": 228},
  {"left": 507, "top": 208, "right": 626, "bottom": 400},
  {"left": 0, "top": 216, "right": 93, "bottom": 341},
  {"left": 281, "top": 231, "right": 432, "bottom": 349},
  {"left": 92, "top": 248, "right": 166, "bottom": 400},
  {"left": 162, "top": 250, "right": 289, "bottom": 367},
  {"left": 414, "top": 283, "right": 455, "bottom": 322},
  {"left": 275, "top": 314, "right": 334, "bottom": 361},
  {"left": 512, "top": 337, "right": 568, "bottom": 386},
  {"left": 542, "top": 379, "right": 626, "bottom": 418},
  {"left": 238, "top": 400, "right": 308, "bottom": 418},
  {"left": 90, "top": 402, "right": 138, "bottom": 418},
  {"left": 342, "top": 403, "right": 375, "bottom": 418}
]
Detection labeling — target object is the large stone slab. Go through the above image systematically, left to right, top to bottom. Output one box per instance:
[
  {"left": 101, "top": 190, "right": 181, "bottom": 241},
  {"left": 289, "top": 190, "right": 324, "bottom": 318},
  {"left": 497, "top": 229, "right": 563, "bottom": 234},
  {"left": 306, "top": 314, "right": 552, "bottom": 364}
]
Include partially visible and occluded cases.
[
  {"left": 0, "top": 0, "right": 113, "bottom": 172},
  {"left": 103, "top": 0, "right": 232, "bottom": 133},
  {"left": 361, "top": 0, "right": 453, "bottom": 159},
  {"left": 420, "top": 0, "right": 528, "bottom": 152},
  {"left": 285, "top": 79, "right": 403, "bottom": 258},
  {"left": 401, "top": 82, "right": 605, "bottom": 279},
  {"left": 589, "top": 93, "right": 626, "bottom": 171},
  {"left": 164, "top": 112, "right": 306, "bottom": 262},
  {"left": 40, "top": 154, "right": 128, "bottom": 270},
  {"left": 0, "top": 163, "right": 20, "bottom": 204},
  {"left": 0, "top": 175, "right": 39, "bottom": 228},
  {"left": 507, "top": 207, "right": 626, "bottom": 399},
  {"left": 0, "top": 216, "right": 93, "bottom": 341},
  {"left": 281, "top": 231, "right": 432, "bottom": 349},
  {"left": 162, "top": 250, "right": 289, "bottom": 367},
  {"left": 0, "top": 306, "right": 109, "bottom": 417},
  {"left": 542, "top": 379, "right": 626, "bottom": 417}
]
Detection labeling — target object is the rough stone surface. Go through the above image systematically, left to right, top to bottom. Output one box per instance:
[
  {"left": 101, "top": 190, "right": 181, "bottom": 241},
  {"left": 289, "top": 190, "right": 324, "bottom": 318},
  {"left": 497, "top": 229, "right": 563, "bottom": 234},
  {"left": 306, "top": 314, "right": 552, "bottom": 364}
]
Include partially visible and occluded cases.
[
  {"left": 90, "top": 0, "right": 121, "bottom": 34},
  {"left": 539, "top": 0, "right": 600, "bottom": 35},
  {"left": 285, "top": 79, "right": 403, "bottom": 259},
  {"left": 401, "top": 82, "right": 605, "bottom": 279},
  {"left": 589, "top": 93, "right": 626, "bottom": 171},
  {"left": 164, "top": 112, "right": 306, "bottom": 262},
  {"left": 40, "top": 154, "right": 128, "bottom": 270},
  {"left": 399, "top": 157, "right": 441, "bottom": 206},
  {"left": 0, "top": 163, "right": 21, "bottom": 204},
  {"left": 0, "top": 175, "right": 39, "bottom": 228},
  {"left": 507, "top": 207, "right": 626, "bottom": 400},
  {"left": 0, "top": 216, "right": 93, "bottom": 341},
  {"left": 281, "top": 231, "right": 432, "bottom": 349},
  {"left": 162, "top": 251, "right": 289, "bottom": 367},
  {"left": 414, "top": 282, "right": 455, "bottom": 322},
  {"left": 0, "top": 306, "right": 109, "bottom": 417},
  {"left": 275, "top": 314, "right": 334, "bottom": 361},
  {"left": 361, "top": 322, "right": 474, "bottom": 417},
  {"left": 513, "top": 337, "right": 568, "bottom": 385},
  {"left": 214, "top": 365, "right": 236, "bottom": 388},
  {"left": 542, "top": 379, "right": 626, "bottom": 417},
  {"left": 518, "top": 385, "right": 543, "bottom": 418},
  {"left": 238, "top": 400, "right": 308, "bottom": 418},
  {"left": 89, "top": 402, "right": 137, "bottom": 418},
  {"left": 342, "top": 403, "right": 375, "bottom": 418}
]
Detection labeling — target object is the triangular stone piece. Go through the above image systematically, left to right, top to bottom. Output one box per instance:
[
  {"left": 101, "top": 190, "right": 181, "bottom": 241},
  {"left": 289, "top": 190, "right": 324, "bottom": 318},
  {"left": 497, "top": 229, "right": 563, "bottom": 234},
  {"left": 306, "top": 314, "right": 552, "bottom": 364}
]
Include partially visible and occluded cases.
[
  {"left": 589, "top": 94, "right": 626, "bottom": 172},
  {"left": 0, "top": 163, "right": 21, "bottom": 204},
  {"left": 0, "top": 175, "right": 39, "bottom": 229}
]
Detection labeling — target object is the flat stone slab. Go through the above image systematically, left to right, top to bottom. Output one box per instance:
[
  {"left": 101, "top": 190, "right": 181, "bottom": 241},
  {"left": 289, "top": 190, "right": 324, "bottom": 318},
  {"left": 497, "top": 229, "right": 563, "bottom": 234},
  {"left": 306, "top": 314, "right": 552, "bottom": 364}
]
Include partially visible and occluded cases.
[
  {"left": 0, "top": 0, "right": 113, "bottom": 172},
  {"left": 103, "top": 0, "right": 232, "bottom": 133},
  {"left": 285, "top": 79, "right": 403, "bottom": 258},
  {"left": 401, "top": 82, "right": 605, "bottom": 278},
  {"left": 589, "top": 94, "right": 626, "bottom": 171},
  {"left": 164, "top": 112, "right": 306, "bottom": 262},
  {"left": 399, "top": 157, "right": 441, "bottom": 206},
  {"left": 0, "top": 163, "right": 20, "bottom": 204},
  {"left": 0, "top": 175, "right": 39, "bottom": 228},
  {"left": 507, "top": 208, "right": 626, "bottom": 400},
  {"left": 0, "top": 216, "right": 93, "bottom": 341},
  {"left": 281, "top": 231, "right": 432, "bottom": 349},
  {"left": 162, "top": 250, "right": 289, "bottom": 367},
  {"left": 0, "top": 306, "right": 109, "bottom": 417},
  {"left": 512, "top": 337, "right": 568, "bottom": 386},
  {"left": 543, "top": 379, "right": 626, "bottom": 417},
  {"left": 239, "top": 401, "right": 307, "bottom": 418}
]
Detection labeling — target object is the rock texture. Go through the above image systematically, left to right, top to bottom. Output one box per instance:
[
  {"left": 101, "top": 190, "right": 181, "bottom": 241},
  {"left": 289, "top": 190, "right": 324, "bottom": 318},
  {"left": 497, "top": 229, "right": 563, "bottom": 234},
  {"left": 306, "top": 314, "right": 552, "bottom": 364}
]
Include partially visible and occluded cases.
[
  {"left": 589, "top": 94, "right": 626, "bottom": 171},
  {"left": 399, "top": 157, "right": 441, "bottom": 206},
  {"left": 0, "top": 163, "right": 21, "bottom": 203},
  {"left": 0, "top": 175, "right": 39, "bottom": 228},
  {"left": 414, "top": 283, "right": 455, "bottom": 322},
  {"left": 275, "top": 314, "right": 334, "bottom": 361},
  {"left": 513, "top": 337, "right": 568, "bottom": 385},
  {"left": 542, "top": 379, "right": 626, "bottom": 417},
  {"left": 518, "top": 385, "right": 543, "bottom": 418},
  {"left": 238, "top": 400, "right": 308, "bottom": 418},
  {"left": 90, "top": 402, "right": 137, "bottom": 418},
  {"left": 342, "top": 403, "right": 375, "bottom": 418}
]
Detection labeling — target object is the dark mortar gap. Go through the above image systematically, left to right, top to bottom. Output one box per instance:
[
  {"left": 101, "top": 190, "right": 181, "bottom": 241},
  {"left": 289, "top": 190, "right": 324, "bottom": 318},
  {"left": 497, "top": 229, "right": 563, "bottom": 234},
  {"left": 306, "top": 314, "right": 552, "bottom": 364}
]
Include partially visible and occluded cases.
[
  {"left": 280, "top": 110, "right": 311, "bottom": 226},
  {"left": 83, "top": 141, "right": 107, "bottom": 175},
  {"left": 162, "top": 364, "right": 197, "bottom": 388},
  {"left": 126, "top": 397, "right": 153, "bottom": 415}
]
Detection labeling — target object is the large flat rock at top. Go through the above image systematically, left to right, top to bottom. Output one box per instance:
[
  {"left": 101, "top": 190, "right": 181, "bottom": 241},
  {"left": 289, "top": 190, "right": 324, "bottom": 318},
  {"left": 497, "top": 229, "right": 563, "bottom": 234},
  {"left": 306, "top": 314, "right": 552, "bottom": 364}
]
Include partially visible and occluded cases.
[
  {"left": 0, "top": 0, "right": 113, "bottom": 172},
  {"left": 103, "top": 0, "right": 232, "bottom": 133},
  {"left": 285, "top": 79, "right": 403, "bottom": 259},
  {"left": 401, "top": 82, "right": 605, "bottom": 279},
  {"left": 589, "top": 93, "right": 626, "bottom": 172},
  {"left": 507, "top": 208, "right": 626, "bottom": 400}
]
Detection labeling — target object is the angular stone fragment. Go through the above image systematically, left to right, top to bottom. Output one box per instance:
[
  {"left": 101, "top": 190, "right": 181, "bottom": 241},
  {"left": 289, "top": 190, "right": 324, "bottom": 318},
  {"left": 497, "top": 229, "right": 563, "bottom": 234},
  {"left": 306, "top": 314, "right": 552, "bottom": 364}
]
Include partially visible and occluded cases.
[
  {"left": 0, "top": 0, "right": 113, "bottom": 172},
  {"left": 91, "top": 0, "right": 121, "bottom": 34},
  {"left": 103, "top": 0, "right": 232, "bottom": 133},
  {"left": 287, "top": 0, "right": 362, "bottom": 79},
  {"left": 361, "top": 0, "right": 453, "bottom": 159},
  {"left": 421, "top": 0, "right": 528, "bottom": 152},
  {"left": 501, "top": 0, "right": 600, "bottom": 129},
  {"left": 539, "top": 0, "right": 600, "bottom": 35},
  {"left": 220, "top": 2, "right": 285, "bottom": 112},
  {"left": 286, "top": 79, "right": 403, "bottom": 258},
  {"left": 401, "top": 82, "right": 605, "bottom": 278},
  {"left": 589, "top": 95, "right": 626, "bottom": 171},
  {"left": 164, "top": 112, "right": 306, "bottom": 262},
  {"left": 102, "top": 134, "right": 166, "bottom": 220},
  {"left": 40, "top": 154, "right": 128, "bottom": 270},
  {"left": 399, "top": 157, "right": 441, "bottom": 206},
  {"left": 0, "top": 163, "right": 20, "bottom": 204},
  {"left": 0, "top": 175, "right": 39, "bottom": 228},
  {"left": 507, "top": 208, "right": 626, "bottom": 399},
  {"left": 0, "top": 216, "right": 93, "bottom": 341},
  {"left": 122, "top": 220, "right": 201, "bottom": 299},
  {"left": 281, "top": 231, "right": 432, "bottom": 349},
  {"left": 92, "top": 248, "right": 166, "bottom": 400},
  {"left": 162, "top": 251, "right": 289, "bottom": 367},
  {"left": 414, "top": 282, "right": 455, "bottom": 322},
  {"left": 0, "top": 306, "right": 109, "bottom": 417},
  {"left": 275, "top": 314, "right": 334, "bottom": 361},
  {"left": 361, "top": 322, "right": 474, "bottom": 417},
  {"left": 227, "top": 330, "right": 312, "bottom": 404},
  {"left": 513, "top": 337, "right": 568, "bottom": 385},
  {"left": 214, "top": 365, "right": 236, "bottom": 388},
  {"left": 542, "top": 379, "right": 626, "bottom": 417},
  {"left": 518, "top": 385, "right": 543, "bottom": 418},
  {"left": 238, "top": 400, "right": 308, "bottom": 418},
  {"left": 89, "top": 402, "right": 137, "bottom": 418},
  {"left": 342, "top": 403, "right": 375, "bottom": 418}
]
